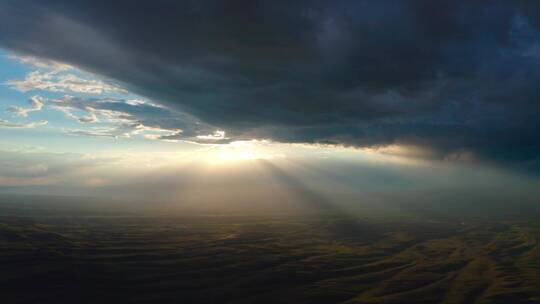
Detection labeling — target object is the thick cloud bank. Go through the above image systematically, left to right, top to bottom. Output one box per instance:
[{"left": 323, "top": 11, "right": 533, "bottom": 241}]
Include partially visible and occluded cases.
[{"left": 1, "top": 1, "right": 539, "bottom": 169}]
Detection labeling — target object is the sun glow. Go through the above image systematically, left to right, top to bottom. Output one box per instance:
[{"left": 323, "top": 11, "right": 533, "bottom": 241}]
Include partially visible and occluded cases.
[
  {"left": 200, "top": 140, "right": 284, "bottom": 164},
  {"left": 216, "top": 150, "right": 271, "bottom": 162}
]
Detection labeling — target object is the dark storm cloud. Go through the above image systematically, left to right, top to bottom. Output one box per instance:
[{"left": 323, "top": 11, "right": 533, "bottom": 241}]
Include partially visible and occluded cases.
[{"left": 1, "top": 0, "right": 540, "bottom": 169}]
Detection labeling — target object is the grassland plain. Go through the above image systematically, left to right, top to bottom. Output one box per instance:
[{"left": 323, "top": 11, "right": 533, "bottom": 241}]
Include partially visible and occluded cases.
[{"left": 1, "top": 205, "right": 539, "bottom": 304}]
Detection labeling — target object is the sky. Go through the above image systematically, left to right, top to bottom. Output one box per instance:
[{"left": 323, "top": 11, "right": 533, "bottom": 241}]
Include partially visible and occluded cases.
[{"left": 0, "top": 1, "right": 539, "bottom": 215}]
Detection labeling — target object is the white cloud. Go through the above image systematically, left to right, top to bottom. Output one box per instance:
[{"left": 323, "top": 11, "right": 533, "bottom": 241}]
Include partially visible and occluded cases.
[
  {"left": 5, "top": 53, "right": 127, "bottom": 95},
  {"left": 7, "top": 54, "right": 71, "bottom": 72},
  {"left": 5, "top": 70, "right": 127, "bottom": 94},
  {"left": 6, "top": 95, "right": 44, "bottom": 117},
  {"left": 47, "top": 96, "right": 188, "bottom": 139},
  {"left": 48, "top": 96, "right": 134, "bottom": 125},
  {"left": 50, "top": 104, "right": 99, "bottom": 123},
  {"left": 0, "top": 119, "right": 48, "bottom": 128},
  {"left": 65, "top": 123, "right": 181, "bottom": 140},
  {"left": 66, "top": 127, "right": 130, "bottom": 138}
]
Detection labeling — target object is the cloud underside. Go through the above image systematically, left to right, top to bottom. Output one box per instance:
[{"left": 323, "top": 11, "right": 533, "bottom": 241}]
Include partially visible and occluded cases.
[{"left": 1, "top": 1, "right": 540, "bottom": 168}]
